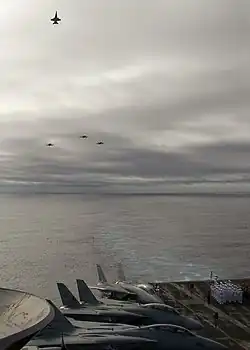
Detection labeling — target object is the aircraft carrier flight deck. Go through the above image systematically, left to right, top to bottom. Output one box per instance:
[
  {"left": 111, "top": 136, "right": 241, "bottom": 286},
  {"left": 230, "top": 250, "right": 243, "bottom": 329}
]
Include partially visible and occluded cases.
[{"left": 154, "top": 278, "right": 250, "bottom": 350}]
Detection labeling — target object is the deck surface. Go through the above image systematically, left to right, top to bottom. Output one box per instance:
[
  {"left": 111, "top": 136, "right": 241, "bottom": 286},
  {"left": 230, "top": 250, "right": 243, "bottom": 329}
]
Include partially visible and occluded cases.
[{"left": 155, "top": 278, "right": 250, "bottom": 349}]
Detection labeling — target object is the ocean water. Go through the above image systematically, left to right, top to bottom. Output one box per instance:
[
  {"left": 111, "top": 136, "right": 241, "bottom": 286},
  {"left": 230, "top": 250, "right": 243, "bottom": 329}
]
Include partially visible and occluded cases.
[{"left": 0, "top": 193, "right": 249, "bottom": 303}]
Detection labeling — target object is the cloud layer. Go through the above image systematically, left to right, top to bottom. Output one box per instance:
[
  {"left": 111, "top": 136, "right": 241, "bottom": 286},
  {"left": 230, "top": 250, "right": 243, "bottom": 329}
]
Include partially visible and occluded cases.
[{"left": 0, "top": 0, "right": 249, "bottom": 193}]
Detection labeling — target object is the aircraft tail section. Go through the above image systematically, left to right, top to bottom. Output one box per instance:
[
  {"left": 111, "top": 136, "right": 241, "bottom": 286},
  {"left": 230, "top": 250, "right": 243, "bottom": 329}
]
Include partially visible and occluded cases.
[
  {"left": 117, "top": 262, "right": 126, "bottom": 282},
  {"left": 96, "top": 264, "right": 108, "bottom": 283},
  {"left": 76, "top": 279, "right": 100, "bottom": 305},
  {"left": 56, "top": 282, "right": 81, "bottom": 308},
  {"left": 45, "top": 299, "right": 75, "bottom": 331}
]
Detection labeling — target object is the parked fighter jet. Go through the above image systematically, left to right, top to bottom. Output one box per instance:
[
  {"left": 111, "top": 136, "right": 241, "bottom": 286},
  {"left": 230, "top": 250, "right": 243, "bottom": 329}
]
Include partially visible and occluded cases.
[
  {"left": 95, "top": 263, "right": 165, "bottom": 304},
  {"left": 89, "top": 264, "right": 138, "bottom": 301},
  {"left": 57, "top": 280, "right": 202, "bottom": 331},
  {"left": 58, "top": 281, "right": 132, "bottom": 308},
  {"left": 56, "top": 282, "right": 151, "bottom": 326},
  {"left": 28, "top": 300, "right": 157, "bottom": 349},
  {"left": 28, "top": 301, "right": 226, "bottom": 350},
  {"left": 88, "top": 323, "right": 227, "bottom": 350},
  {"left": 27, "top": 336, "right": 156, "bottom": 350}
]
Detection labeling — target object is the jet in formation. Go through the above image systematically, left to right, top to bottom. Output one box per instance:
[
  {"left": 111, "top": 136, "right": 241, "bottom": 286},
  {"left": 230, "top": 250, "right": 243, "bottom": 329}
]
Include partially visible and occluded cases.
[
  {"left": 51, "top": 11, "right": 61, "bottom": 24},
  {"left": 40, "top": 126, "right": 109, "bottom": 149},
  {"left": 45, "top": 135, "right": 106, "bottom": 148},
  {"left": 57, "top": 279, "right": 203, "bottom": 330},
  {"left": 26, "top": 300, "right": 226, "bottom": 349}
]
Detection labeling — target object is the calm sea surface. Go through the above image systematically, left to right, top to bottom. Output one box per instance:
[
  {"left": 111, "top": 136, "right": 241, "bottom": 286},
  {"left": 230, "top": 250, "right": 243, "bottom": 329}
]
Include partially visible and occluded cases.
[{"left": 0, "top": 193, "right": 249, "bottom": 303}]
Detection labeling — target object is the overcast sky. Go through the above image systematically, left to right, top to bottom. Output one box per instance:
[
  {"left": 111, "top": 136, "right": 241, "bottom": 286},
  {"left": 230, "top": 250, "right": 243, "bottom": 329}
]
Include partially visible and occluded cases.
[{"left": 0, "top": 0, "right": 249, "bottom": 193}]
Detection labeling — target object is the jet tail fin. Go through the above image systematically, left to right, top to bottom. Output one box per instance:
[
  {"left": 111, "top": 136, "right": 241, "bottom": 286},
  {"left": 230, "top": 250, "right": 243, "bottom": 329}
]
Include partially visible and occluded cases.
[
  {"left": 117, "top": 262, "right": 126, "bottom": 282},
  {"left": 96, "top": 264, "right": 108, "bottom": 283},
  {"left": 76, "top": 279, "right": 100, "bottom": 305},
  {"left": 56, "top": 282, "right": 81, "bottom": 308},
  {"left": 45, "top": 299, "right": 75, "bottom": 331}
]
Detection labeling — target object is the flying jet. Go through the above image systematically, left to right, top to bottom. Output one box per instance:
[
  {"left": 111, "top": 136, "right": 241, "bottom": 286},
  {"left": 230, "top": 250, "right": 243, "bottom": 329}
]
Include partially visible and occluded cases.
[
  {"left": 51, "top": 11, "right": 61, "bottom": 24},
  {"left": 80, "top": 135, "right": 88, "bottom": 139},
  {"left": 96, "top": 141, "right": 104, "bottom": 145},
  {"left": 46, "top": 143, "right": 55, "bottom": 147},
  {"left": 96, "top": 263, "right": 165, "bottom": 304},
  {"left": 90, "top": 264, "right": 138, "bottom": 301},
  {"left": 57, "top": 280, "right": 203, "bottom": 331},
  {"left": 56, "top": 283, "right": 151, "bottom": 326},
  {"left": 27, "top": 300, "right": 157, "bottom": 349},
  {"left": 27, "top": 301, "right": 226, "bottom": 350}
]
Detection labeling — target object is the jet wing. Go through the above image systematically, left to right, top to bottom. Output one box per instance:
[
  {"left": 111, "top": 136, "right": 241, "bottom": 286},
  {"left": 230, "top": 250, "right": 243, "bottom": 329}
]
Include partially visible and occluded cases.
[
  {"left": 51, "top": 17, "right": 61, "bottom": 21},
  {"left": 90, "top": 285, "right": 136, "bottom": 295},
  {"left": 62, "top": 308, "right": 138, "bottom": 316},
  {"left": 62, "top": 308, "right": 104, "bottom": 316},
  {"left": 29, "top": 334, "right": 157, "bottom": 347},
  {"left": 82, "top": 334, "right": 157, "bottom": 345}
]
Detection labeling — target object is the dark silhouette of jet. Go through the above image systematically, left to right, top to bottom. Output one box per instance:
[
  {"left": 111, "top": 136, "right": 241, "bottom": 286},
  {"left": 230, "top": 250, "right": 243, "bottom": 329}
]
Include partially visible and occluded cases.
[
  {"left": 51, "top": 11, "right": 61, "bottom": 24},
  {"left": 80, "top": 135, "right": 88, "bottom": 139},
  {"left": 96, "top": 141, "right": 104, "bottom": 145},
  {"left": 46, "top": 143, "right": 54, "bottom": 147}
]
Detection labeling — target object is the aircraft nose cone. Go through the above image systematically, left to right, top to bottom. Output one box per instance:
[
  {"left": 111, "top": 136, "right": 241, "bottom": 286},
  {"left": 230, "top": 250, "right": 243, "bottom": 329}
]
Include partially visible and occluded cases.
[{"left": 184, "top": 317, "right": 203, "bottom": 330}]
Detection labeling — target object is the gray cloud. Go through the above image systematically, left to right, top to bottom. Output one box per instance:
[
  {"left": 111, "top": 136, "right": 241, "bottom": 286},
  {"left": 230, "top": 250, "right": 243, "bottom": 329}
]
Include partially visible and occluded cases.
[
  {"left": 0, "top": 0, "right": 249, "bottom": 193},
  {"left": 2, "top": 131, "right": 250, "bottom": 192}
]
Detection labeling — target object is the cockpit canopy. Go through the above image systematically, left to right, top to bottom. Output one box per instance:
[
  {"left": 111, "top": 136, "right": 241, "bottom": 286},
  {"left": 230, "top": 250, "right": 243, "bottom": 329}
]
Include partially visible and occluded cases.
[
  {"left": 116, "top": 280, "right": 132, "bottom": 285},
  {"left": 137, "top": 283, "right": 155, "bottom": 294},
  {"left": 142, "top": 303, "right": 180, "bottom": 314},
  {"left": 142, "top": 324, "right": 195, "bottom": 336}
]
